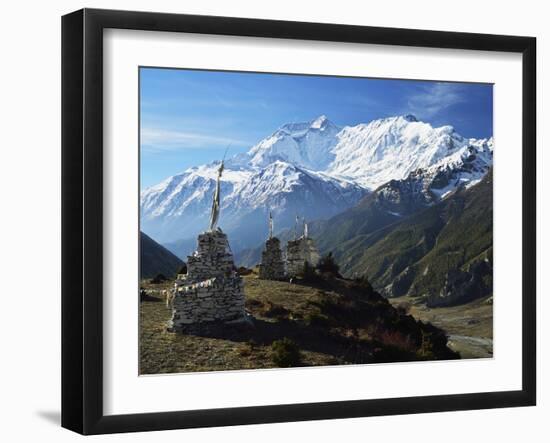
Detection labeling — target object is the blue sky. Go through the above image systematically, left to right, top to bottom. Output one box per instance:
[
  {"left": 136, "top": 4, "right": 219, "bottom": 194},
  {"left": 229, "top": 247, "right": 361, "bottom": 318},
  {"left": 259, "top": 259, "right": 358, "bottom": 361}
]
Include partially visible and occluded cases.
[{"left": 140, "top": 67, "right": 493, "bottom": 189}]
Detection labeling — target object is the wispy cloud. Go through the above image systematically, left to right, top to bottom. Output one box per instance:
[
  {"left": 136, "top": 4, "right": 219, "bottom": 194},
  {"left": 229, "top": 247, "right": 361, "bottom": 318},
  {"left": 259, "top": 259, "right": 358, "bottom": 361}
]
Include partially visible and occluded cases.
[
  {"left": 405, "top": 82, "right": 467, "bottom": 119},
  {"left": 141, "top": 127, "right": 250, "bottom": 153}
]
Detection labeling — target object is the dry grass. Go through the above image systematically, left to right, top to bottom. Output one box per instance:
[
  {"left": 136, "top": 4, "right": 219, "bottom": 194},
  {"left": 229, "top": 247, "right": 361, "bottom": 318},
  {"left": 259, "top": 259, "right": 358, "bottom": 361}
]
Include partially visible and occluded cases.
[
  {"left": 139, "top": 275, "right": 463, "bottom": 374},
  {"left": 139, "top": 276, "right": 345, "bottom": 374}
]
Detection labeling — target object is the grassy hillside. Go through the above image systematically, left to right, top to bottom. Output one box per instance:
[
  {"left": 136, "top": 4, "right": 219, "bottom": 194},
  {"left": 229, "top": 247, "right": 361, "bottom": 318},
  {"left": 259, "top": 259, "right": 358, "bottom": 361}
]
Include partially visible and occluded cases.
[
  {"left": 238, "top": 171, "right": 493, "bottom": 309},
  {"left": 324, "top": 172, "right": 493, "bottom": 305},
  {"left": 234, "top": 180, "right": 424, "bottom": 268},
  {"left": 140, "top": 231, "right": 184, "bottom": 279},
  {"left": 140, "top": 273, "right": 459, "bottom": 374}
]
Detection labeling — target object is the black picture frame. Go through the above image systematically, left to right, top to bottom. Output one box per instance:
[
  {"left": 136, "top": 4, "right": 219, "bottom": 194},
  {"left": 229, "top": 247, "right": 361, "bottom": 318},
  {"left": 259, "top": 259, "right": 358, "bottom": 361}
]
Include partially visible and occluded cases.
[{"left": 61, "top": 8, "right": 536, "bottom": 435}]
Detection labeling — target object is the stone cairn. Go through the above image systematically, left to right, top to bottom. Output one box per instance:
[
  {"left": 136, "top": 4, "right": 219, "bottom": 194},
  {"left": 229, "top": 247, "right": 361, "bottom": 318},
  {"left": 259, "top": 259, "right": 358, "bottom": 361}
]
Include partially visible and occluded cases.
[
  {"left": 286, "top": 219, "right": 320, "bottom": 277},
  {"left": 168, "top": 229, "right": 246, "bottom": 332},
  {"left": 259, "top": 237, "right": 286, "bottom": 280},
  {"left": 286, "top": 237, "right": 321, "bottom": 277}
]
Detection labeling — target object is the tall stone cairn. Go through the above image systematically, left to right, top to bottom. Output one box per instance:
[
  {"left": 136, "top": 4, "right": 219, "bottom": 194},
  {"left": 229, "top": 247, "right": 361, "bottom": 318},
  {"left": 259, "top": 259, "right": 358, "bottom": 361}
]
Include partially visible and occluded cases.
[
  {"left": 168, "top": 229, "right": 245, "bottom": 332},
  {"left": 259, "top": 237, "right": 286, "bottom": 280},
  {"left": 286, "top": 237, "right": 321, "bottom": 277}
]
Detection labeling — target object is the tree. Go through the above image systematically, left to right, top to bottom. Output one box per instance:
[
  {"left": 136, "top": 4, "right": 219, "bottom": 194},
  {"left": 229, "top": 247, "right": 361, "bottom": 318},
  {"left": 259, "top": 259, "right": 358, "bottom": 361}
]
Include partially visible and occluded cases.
[
  {"left": 316, "top": 252, "right": 341, "bottom": 276},
  {"left": 301, "top": 260, "right": 318, "bottom": 282},
  {"left": 271, "top": 338, "right": 301, "bottom": 367}
]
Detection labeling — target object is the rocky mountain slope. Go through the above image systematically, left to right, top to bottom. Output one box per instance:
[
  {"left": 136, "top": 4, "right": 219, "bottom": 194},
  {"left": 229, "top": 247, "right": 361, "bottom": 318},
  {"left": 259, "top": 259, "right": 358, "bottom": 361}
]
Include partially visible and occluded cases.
[
  {"left": 237, "top": 169, "right": 493, "bottom": 308},
  {"left": 324, "top": 171, "right": 493, "bottom": 306},
  {"left": 140, "top": 231, "right": 183, "bottom": 279}
]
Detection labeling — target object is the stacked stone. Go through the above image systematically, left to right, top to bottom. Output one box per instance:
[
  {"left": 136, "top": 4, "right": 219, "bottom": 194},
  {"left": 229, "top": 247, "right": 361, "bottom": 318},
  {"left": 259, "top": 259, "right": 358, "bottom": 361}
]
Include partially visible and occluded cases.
[
  {"left": 169, "top": 229, "right": 245, "bottom": 332},
  {"left": 186, "top": 231, "right": 235, "bottom": 281},
  {"left": 259, "top": 237, "right": 286, "bottom": 280},
  {"left": 286, "top": 237, "right": 321, "bottom": 277}
]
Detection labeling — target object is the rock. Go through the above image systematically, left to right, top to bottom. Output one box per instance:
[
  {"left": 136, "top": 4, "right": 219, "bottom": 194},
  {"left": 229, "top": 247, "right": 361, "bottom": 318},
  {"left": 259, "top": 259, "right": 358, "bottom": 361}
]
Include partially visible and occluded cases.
[
  {"left": 169, "top": 229, "right": 246, "bottom": 332},
  {"left": 286, "top": 236, "right": 320, "bottom": 278},
  {"left": 259, "top": 237, "right": 286, "bottom": 280},
  {"left": 427, "top": 258, "right": 492, "bottom": 307}
]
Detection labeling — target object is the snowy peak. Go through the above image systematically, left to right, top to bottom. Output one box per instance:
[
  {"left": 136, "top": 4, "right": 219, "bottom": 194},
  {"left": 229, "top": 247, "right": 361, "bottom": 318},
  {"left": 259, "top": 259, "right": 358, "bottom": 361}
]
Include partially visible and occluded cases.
[
  {"left": 141, "top": 113, "right": 493, "bottom": 248},
  {"left": 243, "top": 113, "right": 481, "bottom": 185},
  {"left": 310, "top": 114, "right": 332, "bottom": 129},
  {"left": 247, "top": 115, "right": 341, "bottom": 170},
  {"left": 276, "top": 115, "right": 338, "bottom": 136},
  {"left": 328, "top": 115, "right": 471, "bottom": 189},
  {"left": 141, "top": 157, "right": 366, "bottom": 245},
  {"left": 228, "top": 160, "right": 364, "bottom": 211}
]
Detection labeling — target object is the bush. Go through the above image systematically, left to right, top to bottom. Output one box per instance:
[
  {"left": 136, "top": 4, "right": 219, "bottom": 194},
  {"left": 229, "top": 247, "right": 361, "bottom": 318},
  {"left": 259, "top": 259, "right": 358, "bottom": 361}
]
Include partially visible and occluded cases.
[
  {"left": 316, "top": 252, "right": 341, "bottom": 276},
  {"left": 301, "top": 260, "right": 319, "bottom": 282},
  {"left": 237, "top": 266, "right": 253, "bottom": 276},
  {"left": 150, "top": 273, "right": 168, "bottom": 284},
  {"left": 353, "top": 275, "right": 373, "bottom": 292},
  {"left": 245, "top": 299, "right": 264, "bottom": 310},
  {"left": 262, "top": 301, "right": 289, "bottom": 319},
  {"left": 396, "top": 301, "right": 412, "bottom": 316},
  {"left": 304, "top": 312, "right": 330, "bottom": 328},
  {"left": 416, "top": 330, "right": 436, "bottom": 360},
  {"left": 271, "top": 338, "right": 301, "bottom": 367}
]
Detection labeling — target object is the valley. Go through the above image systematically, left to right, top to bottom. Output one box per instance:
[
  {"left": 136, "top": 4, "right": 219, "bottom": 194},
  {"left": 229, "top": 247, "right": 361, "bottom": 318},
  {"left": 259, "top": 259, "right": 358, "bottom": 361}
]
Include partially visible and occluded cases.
[{"left": 389, "top": 295, "right": 493, "bottom": 358}]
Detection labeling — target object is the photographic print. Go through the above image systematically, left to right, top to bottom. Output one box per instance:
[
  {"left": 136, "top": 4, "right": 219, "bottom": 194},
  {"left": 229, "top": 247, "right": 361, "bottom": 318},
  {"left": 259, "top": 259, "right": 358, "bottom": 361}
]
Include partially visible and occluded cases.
[{"left": 139, "top": 68, "right": 493, "bottom": 375}]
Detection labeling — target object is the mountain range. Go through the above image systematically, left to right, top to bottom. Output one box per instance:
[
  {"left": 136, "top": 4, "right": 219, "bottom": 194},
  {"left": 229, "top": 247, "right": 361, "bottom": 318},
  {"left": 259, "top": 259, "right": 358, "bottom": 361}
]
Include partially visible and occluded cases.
[
  {"left": 141, "top": 114, "right": 493, "bottom": 266},
  {"left": 319, "top": 170, "right": 493, "bottom": 303}
]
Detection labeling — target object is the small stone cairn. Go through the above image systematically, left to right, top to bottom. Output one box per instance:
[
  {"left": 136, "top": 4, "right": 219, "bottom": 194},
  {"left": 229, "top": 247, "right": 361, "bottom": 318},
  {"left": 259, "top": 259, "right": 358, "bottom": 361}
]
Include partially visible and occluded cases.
[
  {"left": 168, "top": 228, "right": 246, "bottom": 332},
  {"left": 286, "top": 236, "right": 320, "bottom": 278},
  {"left": 259, "top": 237, "right": 286, "bottom": 280}
]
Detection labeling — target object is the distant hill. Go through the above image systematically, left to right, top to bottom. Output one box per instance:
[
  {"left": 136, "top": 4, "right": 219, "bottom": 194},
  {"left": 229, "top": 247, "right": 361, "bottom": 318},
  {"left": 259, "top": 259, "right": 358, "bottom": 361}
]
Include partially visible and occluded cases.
[
  {"left": 236, "top": 170, "right": 492, "bottom": 308},
  {"left": 325, "top": 171, "right": 493, "bottom": 305},
  {"left": 140, "top": 231, "right": 184, "bottom": 279},
  {"left": 163, "top": 236, "right": 196, "bottom": 262}
]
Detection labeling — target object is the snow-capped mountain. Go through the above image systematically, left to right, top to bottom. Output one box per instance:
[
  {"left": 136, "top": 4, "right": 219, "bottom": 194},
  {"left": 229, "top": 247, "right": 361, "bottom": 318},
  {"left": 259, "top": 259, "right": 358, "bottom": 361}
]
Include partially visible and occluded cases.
[
  {"left": 141, "top": 114, "right": 493, "bottom": 255},
  {"left": 327, "top": 114, "right": 490, "bottom": 189},
  {"left": 244, "top": 115, "right": 341, "bottom": 170},
  {"left": 373, "top": 135, "right": 493, "bottom": 212},
  {"left": 141, "top": 158, "right": 365, "bottom": 247}
]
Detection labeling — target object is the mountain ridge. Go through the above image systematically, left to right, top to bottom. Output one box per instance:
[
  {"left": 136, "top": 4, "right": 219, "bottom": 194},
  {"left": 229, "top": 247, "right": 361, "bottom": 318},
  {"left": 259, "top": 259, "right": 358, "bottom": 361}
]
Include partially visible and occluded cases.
[
  {"left": 141, "top": 114, "right": 492, "bottom": 256},
  {"left": 140, "top": 231, "right": 184, "bottom": 279}
]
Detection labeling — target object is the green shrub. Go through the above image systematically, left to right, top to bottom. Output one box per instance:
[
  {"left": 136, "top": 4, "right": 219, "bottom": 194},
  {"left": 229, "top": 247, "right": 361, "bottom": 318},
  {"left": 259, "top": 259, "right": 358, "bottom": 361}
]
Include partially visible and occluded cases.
[
  {"left": 316, "top": 252, "right": 341, "bottom": 276},
  {"left": 301, "top": 261, "right": 319, "bottom": 282},
  {"left": 237, "top": 266, "right": 253, "bottom": 276},
  {"left": 150, "top": 273, "right": 168, "bottom": 284},
  {"left": 353, "top": 275, "right": 374, "bottom": 292},
  {"left": 245, "top": 298, "right": 264, "bottom": 310},
  {"left": 262, "top": 301, "right": 289, "bottom": 319},
  {"left": 396, "top": 301, "right": 412, "bottom": 316},
  {"left": 416, "top": 330, "right": 436, "bottom": 360},
  {"left": 271, "top": 338, "right": 301, "bottom": 367}
]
